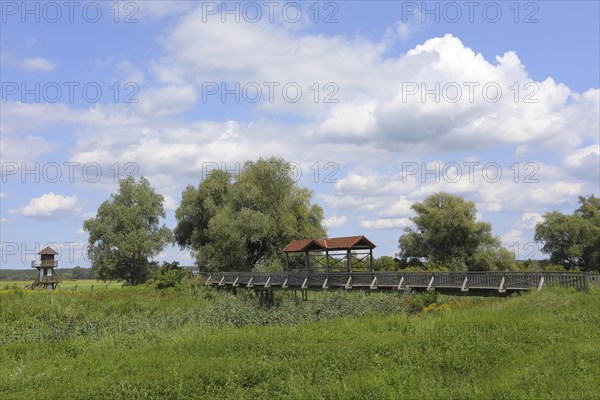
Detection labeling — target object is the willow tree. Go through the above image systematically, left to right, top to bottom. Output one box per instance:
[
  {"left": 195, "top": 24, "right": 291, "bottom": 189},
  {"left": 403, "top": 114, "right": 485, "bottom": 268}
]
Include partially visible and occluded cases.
[
  {"left": 174, "top": 157, "right": 326, "bottom": 271},
  {"left": 83, "top": 177, "right": 172, "bottom": 285},
  {"left": 398, "top": 192, "right": 511, "bottom": 271},
  {"left": 535, "top": 195, "right": 600, "bottom": 271}
]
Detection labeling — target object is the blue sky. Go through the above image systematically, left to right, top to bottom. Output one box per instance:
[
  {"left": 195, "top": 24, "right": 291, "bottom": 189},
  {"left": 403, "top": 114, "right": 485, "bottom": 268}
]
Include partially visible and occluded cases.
[{"left": 1, "top": 1, "right": 599, "bottom": 268}]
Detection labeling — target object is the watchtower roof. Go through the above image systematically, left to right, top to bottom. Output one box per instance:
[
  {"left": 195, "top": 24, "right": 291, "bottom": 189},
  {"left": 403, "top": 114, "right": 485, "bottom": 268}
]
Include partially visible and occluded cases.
[{"left": 38, "top": 246, "right": 58, "bottom": 255}]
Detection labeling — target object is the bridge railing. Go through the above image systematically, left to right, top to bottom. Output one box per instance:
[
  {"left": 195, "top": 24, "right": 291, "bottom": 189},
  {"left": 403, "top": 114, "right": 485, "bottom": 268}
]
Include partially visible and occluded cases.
[{"left": 201, "top": 271, "right": 597, "bottom": 292}]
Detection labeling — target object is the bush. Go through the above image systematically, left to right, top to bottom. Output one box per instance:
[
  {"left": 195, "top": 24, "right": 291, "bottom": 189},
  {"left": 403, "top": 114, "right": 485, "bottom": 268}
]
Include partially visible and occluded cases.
[{"left": 151, "top": 261, "right": 187, "bottom": 290}]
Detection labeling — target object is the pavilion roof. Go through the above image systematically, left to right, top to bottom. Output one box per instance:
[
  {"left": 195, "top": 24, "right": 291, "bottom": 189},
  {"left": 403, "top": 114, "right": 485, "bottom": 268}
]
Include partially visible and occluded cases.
[{"left": 282, "top": 235, "right": 376, "bottom": 253}]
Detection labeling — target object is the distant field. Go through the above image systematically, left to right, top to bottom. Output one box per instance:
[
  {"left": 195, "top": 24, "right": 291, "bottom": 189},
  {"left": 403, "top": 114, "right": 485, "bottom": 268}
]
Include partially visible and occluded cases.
[{"left": 0, "top": 279, "right": 122, "bottom": 290}]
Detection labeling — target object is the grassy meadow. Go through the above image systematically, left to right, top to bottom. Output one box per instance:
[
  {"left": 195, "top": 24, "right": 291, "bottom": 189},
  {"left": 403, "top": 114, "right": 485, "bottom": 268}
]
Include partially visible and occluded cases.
[
  {"left": 1, "top": 279, "right": 122, "bottom": 291},
  {"left": 1, "top": 283, "right": 599, "bottom": 399}
]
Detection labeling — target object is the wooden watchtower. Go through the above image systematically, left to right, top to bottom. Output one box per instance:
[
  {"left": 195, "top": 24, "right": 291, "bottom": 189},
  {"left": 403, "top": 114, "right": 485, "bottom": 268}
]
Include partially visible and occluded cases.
[{"left": 30, "top": 246, "right": 62, "bottom": 290}]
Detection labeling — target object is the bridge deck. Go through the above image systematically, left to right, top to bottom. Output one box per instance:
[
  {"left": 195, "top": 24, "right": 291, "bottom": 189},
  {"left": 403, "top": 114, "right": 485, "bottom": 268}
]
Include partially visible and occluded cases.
[{"left": 202, "top": 271, "right": 599, "bottom": 295}]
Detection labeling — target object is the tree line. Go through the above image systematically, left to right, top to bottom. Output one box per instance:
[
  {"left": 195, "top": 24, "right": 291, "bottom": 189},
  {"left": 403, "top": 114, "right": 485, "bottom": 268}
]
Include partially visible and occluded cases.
[
  {"left": 81, "top": 157, "right": 599, "bottom": 284},
  {"left": 0, "top": 266, "right": 97, "bottom": 281}
]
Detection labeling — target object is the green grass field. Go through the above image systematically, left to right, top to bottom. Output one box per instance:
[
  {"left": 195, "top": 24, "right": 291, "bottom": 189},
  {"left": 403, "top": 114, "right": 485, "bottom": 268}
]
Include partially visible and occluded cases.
[
  {"left": 0, "top": 279, "right": 122, "bottom": 291},
  {"left": 1, "top": 285, "right": 599, "bottom": 399}
]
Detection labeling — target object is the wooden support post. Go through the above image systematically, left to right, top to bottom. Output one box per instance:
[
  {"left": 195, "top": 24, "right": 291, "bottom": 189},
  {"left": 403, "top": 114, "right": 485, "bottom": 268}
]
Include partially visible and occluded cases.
[
  {"left": 369, "top": 248, "right": 373, "bottom": 272},
  {"left": 326, "top": 250, "right": 330, "bottom": 276},
  {"left": 427, "top": 274, "right": 435, "bottom": 291},
  {"left": 205, "top": 275, "right": 212, "bottom": 285},
  {"left": 218, "top": 276, "right": 225, "bottom": 286},
  {"left": 265, "top": 276, "right": 271, "bottom": 288},
  {"left": 345, "top": 276, "right": 352, "bottom": 289},
  {"left": 370, "top": 276, "right": 378, "bottom": 290},
  {"left": 397, "top": 276, "right": 405, "bottom": 291},
  {"left": 461, "top": 276, "right": 469, "bottom": 292},
  {"left": 498, "top": 276, "right": 506, "bottom": 293},
  {"left": 537, "top": 276, "right": 544, "bottom": 292},
  {"left": 233, "top": 277, "right": 239, "bottom": 287},
  {"left": 247, "top": 277, "right": 254, "bottom": 288},
  {"left": 301, "top": 277, "right": 308, "bottom": 289},
  {"left": 322, "top": 277, "right": 328, "bottom": 289},
  {"left": 282, "top": 278, "right": 288, "bottom": 289}
]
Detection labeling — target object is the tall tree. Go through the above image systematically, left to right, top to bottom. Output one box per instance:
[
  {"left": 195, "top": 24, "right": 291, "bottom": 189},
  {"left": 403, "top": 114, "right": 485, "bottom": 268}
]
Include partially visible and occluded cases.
[
  {"left": 174, "top": 157, "right": 326, "bottom": 271},
  {"left": 83, "top": 177, "right": 172, "bottom": 285},
  {"left": 398, "top": 192, "right": 510, "bottom": 271},
  {"left": 534, "top": 195, "right": 600, "bottom": 271}
]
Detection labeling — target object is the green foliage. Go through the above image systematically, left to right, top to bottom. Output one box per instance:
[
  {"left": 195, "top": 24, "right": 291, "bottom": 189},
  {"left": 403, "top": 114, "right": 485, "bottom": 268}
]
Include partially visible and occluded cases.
[
  {"left": 174, "top": 157, "right": 326, "bottom": 271},
  {"left": 83, "top": 177, "right": 172, "bottom": 285},
  {"left": 398, "top": 192, "right": 512, "bottom": 271},
  {"left": 535, "top": 195, "right": 600, "bottom": 272},
  {"left": 470, "top": 246, "right": 518, "bottom": 271},
  {"left": 373, "top": 255, "right": 398, "bottom": 271},
  {"left": 150, "top": 261, "right": 187, "bottom": 290},
  {"left": 541, "top": 264, "right": 568, "bottom": 272},
  {"left": 1, "top": 288, "right": 598, "bottom": 399}
]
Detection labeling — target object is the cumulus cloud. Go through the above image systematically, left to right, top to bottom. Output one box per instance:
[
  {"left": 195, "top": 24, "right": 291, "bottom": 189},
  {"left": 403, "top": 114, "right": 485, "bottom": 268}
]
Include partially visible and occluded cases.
[
  {"left": 152, "top": 16, "right": 598, "bottom": 152},
  {"left": 21, "top": 57, "right": 56, "bottom": 72},
  {"left": 116, "top": 60, "right": 145, "bottom": 84},
  {"left": 137, "top": 85, "right": 197, "bottom": 117},
  {"left": 563, "top": 144, "right": 600, "bottom": 182},
  {"left": 10, "top": 193, "right": 79, "bottom": 219},
  {"left": 379, "top": 197, "right": 413, "bottom": 217},
  {"left": 519, "top": 212, "right": 544, "bottom": 229},
  {"left": 324, "top": 215, "right": 348, "bottom": 229},
  {"left": 360, "top": 218, "right": 412, "bottom": 230},
  {"left": 500, "top": 229, "right": 527, "bottom": 248}
]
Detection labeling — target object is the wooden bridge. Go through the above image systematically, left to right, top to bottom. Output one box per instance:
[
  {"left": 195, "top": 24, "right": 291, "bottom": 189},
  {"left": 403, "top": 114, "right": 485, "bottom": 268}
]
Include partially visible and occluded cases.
[{"left": 202, "top": 271, "right": 600, "bottom": 296}]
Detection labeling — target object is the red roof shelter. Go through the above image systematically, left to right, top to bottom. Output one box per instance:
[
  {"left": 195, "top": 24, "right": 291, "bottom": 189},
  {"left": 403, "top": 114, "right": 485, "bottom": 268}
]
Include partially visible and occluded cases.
[{"left": 282, "top": 235, "right": 376, "bottom": 272}]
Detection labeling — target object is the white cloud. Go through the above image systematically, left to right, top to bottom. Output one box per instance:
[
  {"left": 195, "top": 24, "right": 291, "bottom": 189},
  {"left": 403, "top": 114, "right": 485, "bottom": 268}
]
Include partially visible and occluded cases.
[
  {"left": 152, "top": 16, "right": 598, "bottom": 152},
  {"left": 384, "top": 20, "right": 417, "bottom": 42},
  {"left": 21, "top": 57, "right": 56, "bottom": 72},
  {"left": 116, "top": 60, "right": 145, "bottom": 84},
  {"left": 138, "top": 85, "right": 197, "bottom": 117},
  {"left": 317, "top": 101, "right": 377, "bottom": 137},
  {"left": 563, "top": 144, "right": 600, "bottom": 182},
  {"left": 11, "top": 193, "right": 78, "bottom": 219},
  {"left": 318, "top": 194, "right": 380, "bottom": 211},
  {"left": 379, "top": 197, "right": 413, "bottom": 217},
  {"left": 520, "top": 212, "right": 544, "bottom": 229},
  {"left": 324, "top": 215, "right": 348, "bottom": 229},
  {"left": 360, "top": 218, "right": 411, "bottom": 230},
  {"left": 500, "top": 229, "right": 527, "bottom": 248}
]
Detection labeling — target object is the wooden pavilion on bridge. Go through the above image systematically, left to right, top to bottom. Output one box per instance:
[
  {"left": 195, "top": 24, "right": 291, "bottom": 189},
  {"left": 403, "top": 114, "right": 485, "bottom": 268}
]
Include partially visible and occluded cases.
[{"left": 282, "top": 235, "right": 376, "bottom": 273}]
